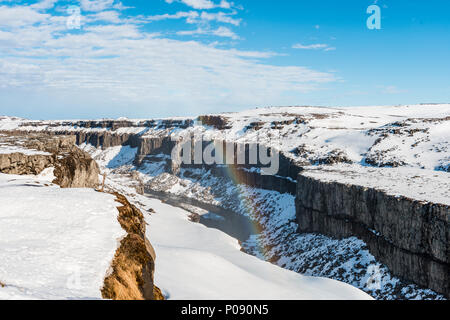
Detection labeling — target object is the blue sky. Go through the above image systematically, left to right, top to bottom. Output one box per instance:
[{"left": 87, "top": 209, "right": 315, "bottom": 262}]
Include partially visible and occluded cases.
[{"left": 0, "top": 0, "right": 449, "bottom": 119}]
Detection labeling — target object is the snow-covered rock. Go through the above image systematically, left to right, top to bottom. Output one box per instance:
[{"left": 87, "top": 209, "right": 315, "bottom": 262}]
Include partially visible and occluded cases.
[{"left": 0, "top": 172, "right": 125, "bottom": 300}]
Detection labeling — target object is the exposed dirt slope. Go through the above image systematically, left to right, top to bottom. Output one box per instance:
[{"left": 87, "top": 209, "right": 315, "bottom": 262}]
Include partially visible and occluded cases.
[{"left": 102, "top": 193, "right": 164, "bottom": 300}]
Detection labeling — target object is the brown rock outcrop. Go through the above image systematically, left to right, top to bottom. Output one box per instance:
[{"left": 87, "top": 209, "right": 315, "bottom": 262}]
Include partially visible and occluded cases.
[
  {"left": 52, "top": 147, "right": 100, "bottom": 188},
  {"left": 0, "top": 152, "right": 53, "bottom": 175},
  {"left": 102, "top": 193, "right": 164, "bottom": 300}
]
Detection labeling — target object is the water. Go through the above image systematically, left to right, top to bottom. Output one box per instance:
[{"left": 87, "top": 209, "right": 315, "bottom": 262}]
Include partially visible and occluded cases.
[{"left": 144, "top": 189, "right": 256, "bottom": 243}]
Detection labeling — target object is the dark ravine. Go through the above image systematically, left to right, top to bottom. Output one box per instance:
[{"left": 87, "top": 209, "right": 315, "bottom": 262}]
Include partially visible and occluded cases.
[{"left": 3, "top": 118, "right": 449, "bottom": 298}]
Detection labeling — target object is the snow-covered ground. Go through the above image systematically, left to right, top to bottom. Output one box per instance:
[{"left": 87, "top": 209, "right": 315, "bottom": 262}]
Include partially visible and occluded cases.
[
  {"left": 2, "top": 103, "right": 449, "bottom": 174},
  {"left": 1, "top": 104, "right": 448, "bottom": 300},
  {"left": 3, "top": 104, "right": 449, "bottom": 171},
  {"left": 185, "top": 104, "right": 450, "bottom": 172},
  {"left": 0, "top": 141, "right": 372, "bottom": 300},
  {"left": 91, "top": 144, "right": 445, "bottom": 299},
  {"left": 0, "top": 145, "right": 51, "bottom": 156},
  {"left": 301, "top": 164, "right": 450, "bottom": 205},
  {"left": 0, "top": 170, "right": 125, "bottom": 300},
  {"left": 102, "top": 175, "right": 371, "bottom": 300},
  {"left": 147, "top": 198, "right": 371, "bottom": 300}
]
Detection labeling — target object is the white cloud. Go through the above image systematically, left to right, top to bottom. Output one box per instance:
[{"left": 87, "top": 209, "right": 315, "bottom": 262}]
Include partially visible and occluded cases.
[
  {"left": 30, "top": 0, "right": 58, "bottom": 10},
  {"left": 79, "top": 0, "right": 116, "bottom": 12},
  {"left": 165, "top": 0, "right": 235, "bottom": 10},
  {"left": 166, "top": 0, "right": 214, "bottom": 9},
  {"left": 219, "top": 0, "right": 232, "bottom": 9},
  {"left": 112, "top": 1, "right": 133, "bottom": 10},
  {"left": 0, "top": 2, "right": 337, "bottom": 116},
  {"left": 0, "top": 5, "right": 49, "bottom": 27},
  {"left": 145, "top": 9, "right": 240, "bottom": 26},
  {"left": 86, "top": 10, "right": 122, "bottom": 23},
  {"left": 146, "top": 11, "right": 199, "bottom": 22},
  {"left": 200, "top": 11, "right": 241, "bottom": 26},
  {"left": 177, "top": 26, "right": 239, "bottom": 39},
  {"left": 211, "top": 26, "right": 238, "bottom": 38},
  {"left": 292, "top": 43, "right": 336, "bottom": 51},
  {"left": 292, "top": 43, "right": 327, "bottom": 50},
  {"left": 379, "top": 85, "right": 408, "bottom": 94}
]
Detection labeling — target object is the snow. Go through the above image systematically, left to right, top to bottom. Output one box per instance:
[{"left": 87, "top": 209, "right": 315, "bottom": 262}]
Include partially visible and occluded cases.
[
  {"left": 1, "top": 104, "right": 448, "bottom": 300},
  {"left": 3, "top": 104, "right": 449, "bottom": 175},
  {"left": 0, "top": 117, "right": 21, "bottom": 131},
  {"left": 76, "top": 143, "right": 445, "bottom": 299},
  {"left": 80, "top": 143, "right": 137, "bottom": 169},
  {"left": 0, "top": 145, "right": 51, "bottom": 156},
  {"left": 116, "top": 161, "right": 444, "bottom": 300},
  {"left": 93, "top": 162, "right": 372, "bottom": 300},
  {"left": 301, "top": 164, "right": 450, "bottom": 206},
  {"left": 0, "top": 173, "right": 125, "bottom": 300},
  {"left": 144, "top": 197, "right": 372, "bottom": 300}
]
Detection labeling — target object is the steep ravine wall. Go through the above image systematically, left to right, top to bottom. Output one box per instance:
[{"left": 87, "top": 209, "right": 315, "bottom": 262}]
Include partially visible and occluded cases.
[
  {"left": 4, "top": 121, "right": 449, "bottom": 297},
  {"left": 296, "top": 175, "right": 449, "bottom": 297}
]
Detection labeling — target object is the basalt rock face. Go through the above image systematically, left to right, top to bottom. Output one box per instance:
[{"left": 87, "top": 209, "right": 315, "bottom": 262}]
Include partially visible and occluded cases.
[
  {"left": 197, "top": 115, "right": 231, "bottom": 130},
  {"left": 75, "top": 131, "right": 141, "bottom": 149},
  {"left": 0, "top": 133, "right": 99, "bottom": 188},
  {"left": 135, "top": 135, "right": 175, "bottom": 165},
  {"left": 295, "top": 175, "right": 450, "bottom": 297}
]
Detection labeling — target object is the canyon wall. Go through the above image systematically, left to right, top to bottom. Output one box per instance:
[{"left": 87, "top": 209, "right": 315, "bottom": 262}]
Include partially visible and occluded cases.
[
  {"left": 3, "top": 119, "right": 449, "bottom": 298},
  {"left": 0, "top": 132, "right": 162, "bottom": 300},
  {"left": 0, "top": 134, "right": 99, "bottom": 188},
  {"left": 296, "top": 175, "right": 449, "bottom": 297}
]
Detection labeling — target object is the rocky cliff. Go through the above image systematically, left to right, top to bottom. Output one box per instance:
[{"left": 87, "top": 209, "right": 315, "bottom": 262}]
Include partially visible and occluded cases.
[
  {"left": 1, "top": 104, "right": 449, "bottom": 298},
  {"left": 0, "top": 132, "right": 162, "bottom": 300},
  {"left": 0, "top": 133, "right": 99, "bottom": 188},
  {"left": 296, "top": 174, "right": 449, "bottom": 297}
]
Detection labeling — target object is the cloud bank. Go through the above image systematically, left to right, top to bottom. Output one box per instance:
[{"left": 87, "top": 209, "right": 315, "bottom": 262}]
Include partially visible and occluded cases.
[{"left": 0, "top": 0, "right": 337, "bottom": 117}]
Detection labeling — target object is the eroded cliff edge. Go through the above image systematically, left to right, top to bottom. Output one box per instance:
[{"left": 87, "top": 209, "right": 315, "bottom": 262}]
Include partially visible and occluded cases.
[
  {"left": 1, "top": 106, "right": 449, "bottom": 298},
  {"left": 0, "top": 133, "right": 162, "bottom": 300},
  {"left": 0, "top": 133, "right": 99, "bottom": 188},
  {"left": 296, "top": 173, "right": 449, "bottom": 297},
  {"left": 102, "top": 193, "right": 164, "bottom": 300}
]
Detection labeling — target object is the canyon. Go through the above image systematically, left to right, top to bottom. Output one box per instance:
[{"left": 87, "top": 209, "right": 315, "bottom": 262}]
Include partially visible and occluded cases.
[
  {"left": 0, "top": 104, "right": 448, "bottom": 299},
  {"left": 0, "top": 133, "right": 162, "bottom": 300}
]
